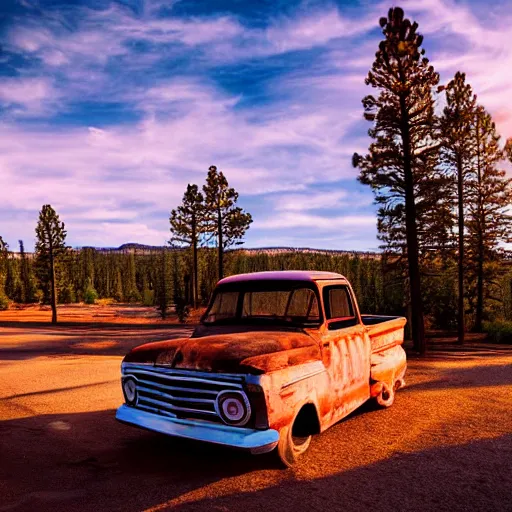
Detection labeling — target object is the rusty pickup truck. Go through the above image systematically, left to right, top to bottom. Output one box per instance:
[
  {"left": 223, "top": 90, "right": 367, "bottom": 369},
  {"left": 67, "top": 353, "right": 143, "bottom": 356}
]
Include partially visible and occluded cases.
[{"left": 116, "top": 271, "right": 407, "bottom": 466}]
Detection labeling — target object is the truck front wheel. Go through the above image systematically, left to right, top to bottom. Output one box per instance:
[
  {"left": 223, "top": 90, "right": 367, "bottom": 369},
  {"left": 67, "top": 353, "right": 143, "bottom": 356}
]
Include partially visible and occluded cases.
[
  {"left": 275, "top": 405, "right": 319, "bottom": 467},
  {"left": 276, "top": 422, "right": 312, "bottom": 468}
]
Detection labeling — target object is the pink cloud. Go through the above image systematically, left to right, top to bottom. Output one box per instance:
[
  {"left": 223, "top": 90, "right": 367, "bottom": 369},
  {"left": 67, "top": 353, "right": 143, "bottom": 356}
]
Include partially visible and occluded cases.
[
  {"left": 401, "top": 0, "right": 512, "bottom": 137},
  {"left": 265, "top": 8, "right": 377, "bottom": 53},
  {"left": 0, "top": 68, "right": 367, "bottom": 249},
  {"left": 0, "top": 77, "right": 59, "bottom": 115},
  {"left": 274, "top": 190, "right": 372, "bottom": 212},
  {"left": 255, "top": 212, "right": 376, "bottom": 230}
]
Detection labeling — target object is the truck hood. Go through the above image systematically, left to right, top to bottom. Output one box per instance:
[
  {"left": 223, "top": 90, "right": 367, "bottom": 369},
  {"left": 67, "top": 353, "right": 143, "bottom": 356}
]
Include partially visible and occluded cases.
[{"left": 123, "top": 327, "right": 321, "bottom": 375}]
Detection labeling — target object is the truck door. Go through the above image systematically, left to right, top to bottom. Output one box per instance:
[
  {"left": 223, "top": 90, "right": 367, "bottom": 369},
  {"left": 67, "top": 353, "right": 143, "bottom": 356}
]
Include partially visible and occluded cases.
[{"left": 321, "top": 284, "right": 371, "bottom": 422}]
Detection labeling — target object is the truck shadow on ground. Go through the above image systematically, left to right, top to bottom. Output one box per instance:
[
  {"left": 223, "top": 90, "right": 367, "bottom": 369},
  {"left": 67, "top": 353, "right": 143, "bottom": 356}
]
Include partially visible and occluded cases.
[
  {"left": 2, "top": 408, "right": 511, "bottom": 512},
  {"left": 0, "top": 409, "right": 276, "bottom": 512},
  {"left": 170, "top": 434, "right": 512, "bottom": 512}
]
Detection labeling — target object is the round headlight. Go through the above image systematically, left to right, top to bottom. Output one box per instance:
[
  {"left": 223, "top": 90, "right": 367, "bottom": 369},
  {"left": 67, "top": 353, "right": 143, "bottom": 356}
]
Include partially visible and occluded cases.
[
  {"left": 123, "top": 377, "right": 137, "bottom": 405},
  {"left": 216, "top": 391, "right": 251, "bottom": 426}
]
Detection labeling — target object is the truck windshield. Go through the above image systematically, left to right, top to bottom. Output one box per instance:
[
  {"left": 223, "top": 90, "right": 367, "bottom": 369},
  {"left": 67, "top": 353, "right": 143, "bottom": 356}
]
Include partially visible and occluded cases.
[{"left": 203, "top": 286, "right": 321, "bottom": 326}]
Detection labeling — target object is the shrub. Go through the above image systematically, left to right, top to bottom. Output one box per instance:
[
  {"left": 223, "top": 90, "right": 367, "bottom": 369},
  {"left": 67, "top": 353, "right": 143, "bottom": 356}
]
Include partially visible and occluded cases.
[
  {"left": 83, "top": 284, "right": 98, "bottom": 305},
  {"left": 0, "top": 291, "right": 9, "bottom": 310},
  {"left": 96, "top": 298, "right": 115, "bottom": 306},
  {"left": 483, "top": 320, "right": 512, "bottom": 344}
]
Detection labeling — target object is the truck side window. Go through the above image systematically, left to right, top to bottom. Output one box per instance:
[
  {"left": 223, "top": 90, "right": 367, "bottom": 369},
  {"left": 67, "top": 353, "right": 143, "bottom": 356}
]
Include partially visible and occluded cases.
[{"left": 324, "top": 286, "right": 358, "bottom": 329}]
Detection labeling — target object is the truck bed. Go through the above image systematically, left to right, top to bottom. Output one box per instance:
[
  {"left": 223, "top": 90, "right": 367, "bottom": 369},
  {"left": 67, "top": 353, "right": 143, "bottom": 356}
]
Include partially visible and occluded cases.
[
  {"left": 361, "top": 315, "right": 407, "bottom": 353},
  {"left": 363, "top": 315, "right": 407, "bottom": 387}
]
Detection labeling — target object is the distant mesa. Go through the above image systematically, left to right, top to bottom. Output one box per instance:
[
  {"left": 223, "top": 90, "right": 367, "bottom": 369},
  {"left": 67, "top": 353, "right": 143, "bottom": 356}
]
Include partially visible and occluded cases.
[
  {"left": 12, "top": 243, "right": 381, "bottom": 257},
  {"left": 97, "top": 243, "right": 166, "bottom": 252},
  {"left": 14, "top": 244, "right": 512, "bottom": 262},
  {"left": 76, "top": 244, "right": 381, "bottom": 256}
]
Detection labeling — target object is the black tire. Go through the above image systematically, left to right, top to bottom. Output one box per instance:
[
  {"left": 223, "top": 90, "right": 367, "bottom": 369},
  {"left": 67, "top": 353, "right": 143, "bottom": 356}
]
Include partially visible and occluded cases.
[
  {"left": 375, "top": 381, "right": 395, "bottom": 408},
  {"left": 275, "top": 421, "right": 312, "bottom": 468}
]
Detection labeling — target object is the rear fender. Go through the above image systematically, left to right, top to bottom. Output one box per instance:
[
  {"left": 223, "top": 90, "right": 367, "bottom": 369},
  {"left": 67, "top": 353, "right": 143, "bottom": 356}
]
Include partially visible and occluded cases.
[{"left": 370, "top": 345, "right": 406, "bottom": 389}]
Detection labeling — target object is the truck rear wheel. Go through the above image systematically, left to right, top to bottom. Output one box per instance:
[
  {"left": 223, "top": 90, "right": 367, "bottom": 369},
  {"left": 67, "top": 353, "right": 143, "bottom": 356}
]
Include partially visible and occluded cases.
[{"left": 375, "top": 381, "right": 395, "bottom": 408}]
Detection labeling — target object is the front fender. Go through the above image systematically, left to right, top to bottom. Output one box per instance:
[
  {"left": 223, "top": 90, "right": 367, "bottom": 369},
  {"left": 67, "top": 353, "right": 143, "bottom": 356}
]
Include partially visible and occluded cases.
[{"left": 259, "top": 361, "right": 326, "bottom": 432}]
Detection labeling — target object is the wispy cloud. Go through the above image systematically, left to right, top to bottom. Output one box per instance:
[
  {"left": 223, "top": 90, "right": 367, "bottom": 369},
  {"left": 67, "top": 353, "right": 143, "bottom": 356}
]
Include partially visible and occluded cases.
[
  {"left": 1, "top": 0, "right": 511, "bottom": 250},
  {"left": 403, "top": 0, "right": 512, "bottom": 135},
  {"left": 264, "top": 7, "right": 377, "bottom": 53},
  {"left": 0, "top": 76, "right": 60, "bottom": 115},
  {"left": 275, "top": 191, "right": 349, "bottom": 211},
  {"left": 256, "top": 212, "right": 375, "bottom": 230}
]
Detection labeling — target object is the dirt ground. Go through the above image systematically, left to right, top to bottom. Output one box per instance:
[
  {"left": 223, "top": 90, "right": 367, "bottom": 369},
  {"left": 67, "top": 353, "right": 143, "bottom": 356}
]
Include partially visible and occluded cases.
[
  {"left": 0, "top": 303, "right": 205, "bottom": 325},
  {"left": 0, "top": 308, "right": 511, "bottom": 512}
]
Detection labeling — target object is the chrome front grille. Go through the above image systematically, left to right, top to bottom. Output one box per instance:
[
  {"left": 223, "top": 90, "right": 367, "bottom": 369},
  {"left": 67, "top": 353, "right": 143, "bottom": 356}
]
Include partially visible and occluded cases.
[{"left": 122, "top": 363, "right": 245, "bottom": 423}]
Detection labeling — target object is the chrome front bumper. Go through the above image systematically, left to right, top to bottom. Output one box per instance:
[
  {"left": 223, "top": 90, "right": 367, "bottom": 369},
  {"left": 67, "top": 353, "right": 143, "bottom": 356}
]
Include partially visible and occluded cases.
[{"left": 116, "top": 405, "right": 279, "bottom": 454}]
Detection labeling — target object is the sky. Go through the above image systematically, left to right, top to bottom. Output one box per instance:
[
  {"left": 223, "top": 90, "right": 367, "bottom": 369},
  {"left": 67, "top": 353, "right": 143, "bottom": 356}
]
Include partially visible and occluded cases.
[{"left": 1, "top": 0, "right": 512, "bottom": 252}]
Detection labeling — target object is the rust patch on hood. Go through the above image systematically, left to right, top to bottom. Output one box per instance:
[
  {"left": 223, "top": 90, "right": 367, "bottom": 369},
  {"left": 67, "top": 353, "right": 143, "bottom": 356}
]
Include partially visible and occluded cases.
[
  {"left": 123, "top": 328, "right": 320, "bottom": 374},
  {"left": 123, "top": 338, "right": 184, "bottom": 365},
  {"left": 241, "top": 344, "right": 321, "bottom": 374}
]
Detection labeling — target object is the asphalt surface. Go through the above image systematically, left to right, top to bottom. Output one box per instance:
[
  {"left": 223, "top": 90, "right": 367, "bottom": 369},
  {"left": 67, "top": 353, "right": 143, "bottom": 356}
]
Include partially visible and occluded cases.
[{"left": 0, "top": 324, "right": 511, "bottom": 512}]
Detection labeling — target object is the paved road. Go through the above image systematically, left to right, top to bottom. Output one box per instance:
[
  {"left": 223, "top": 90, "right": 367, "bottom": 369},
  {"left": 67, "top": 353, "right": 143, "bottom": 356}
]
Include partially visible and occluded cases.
[{"left": 0, "top": 325, "right": 511, "bottom": 512}]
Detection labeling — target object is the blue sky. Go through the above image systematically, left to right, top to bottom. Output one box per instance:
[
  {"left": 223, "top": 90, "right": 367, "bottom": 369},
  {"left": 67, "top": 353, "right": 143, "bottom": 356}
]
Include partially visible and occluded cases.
[{"left": 1, "top": 0, "right": 512, "bottom": 251}]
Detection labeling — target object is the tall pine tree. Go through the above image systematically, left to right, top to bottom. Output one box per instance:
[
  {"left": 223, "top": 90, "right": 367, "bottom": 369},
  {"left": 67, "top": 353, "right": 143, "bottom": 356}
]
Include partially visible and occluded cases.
[
  {"left": 352, "top": 7, "right": 442, "bottom": 353},
  {"left": 440, "top": 72, "right": 477, "bottom": 343},
  {"left": 466, "top": 106, "right": 512, "bottom": 331},
  {"left": 203, "top": 166, "right": 252, "bottom": 280},
  {"left": 170, "top": 184, "right": 204, "bottom": 308},
  {"left": 35, "top": 205, "right": 67, "bottom": 323}
]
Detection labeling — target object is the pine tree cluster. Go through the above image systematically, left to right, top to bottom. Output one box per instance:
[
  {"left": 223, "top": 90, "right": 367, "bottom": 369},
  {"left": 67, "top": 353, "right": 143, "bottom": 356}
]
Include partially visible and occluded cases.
[{"left": 353, "top": 7, "right": 512, "bottom": 351}]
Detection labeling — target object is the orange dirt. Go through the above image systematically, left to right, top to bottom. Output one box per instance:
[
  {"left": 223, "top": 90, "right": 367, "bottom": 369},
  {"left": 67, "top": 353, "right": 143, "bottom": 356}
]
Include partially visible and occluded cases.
[
  {"left": 0, "top": 303, "right": 206, "bottom": 325},
  {"left": 0, "top": 312, "right": 511, "bottom": 512}
]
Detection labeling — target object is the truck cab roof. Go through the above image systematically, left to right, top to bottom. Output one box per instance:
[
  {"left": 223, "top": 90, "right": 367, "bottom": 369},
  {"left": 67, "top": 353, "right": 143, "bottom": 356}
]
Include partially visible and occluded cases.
[{"left": 217, "top": 270, "right": 347, "bottom": 285}]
